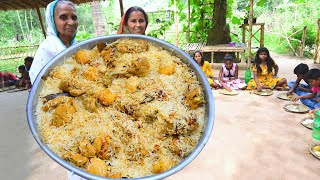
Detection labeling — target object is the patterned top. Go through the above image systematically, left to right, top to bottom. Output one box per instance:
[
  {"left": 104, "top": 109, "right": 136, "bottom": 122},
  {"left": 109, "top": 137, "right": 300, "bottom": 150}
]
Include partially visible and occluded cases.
[{"left": 222, "top": 63, "right": 237, "bottom": 78}]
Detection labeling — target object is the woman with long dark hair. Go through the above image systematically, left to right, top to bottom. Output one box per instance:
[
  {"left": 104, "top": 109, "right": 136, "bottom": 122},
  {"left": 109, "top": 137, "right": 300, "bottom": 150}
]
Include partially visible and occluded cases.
[
  {"left": 246, "top": 47, "right": 287, "bottom": 91},
  {"left": 193, "top": 50, "right": 220, "bottom": 89}
]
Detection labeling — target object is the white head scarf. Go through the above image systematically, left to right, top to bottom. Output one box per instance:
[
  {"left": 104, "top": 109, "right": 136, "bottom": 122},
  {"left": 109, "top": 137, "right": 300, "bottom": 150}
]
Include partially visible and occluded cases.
[{"left": 29, "top": 0, "right": 77, "bottom": 84}]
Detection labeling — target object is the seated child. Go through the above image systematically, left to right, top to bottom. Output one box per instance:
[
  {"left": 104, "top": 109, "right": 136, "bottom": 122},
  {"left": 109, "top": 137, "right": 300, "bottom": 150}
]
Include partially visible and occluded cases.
[
  {"left": 246, "top": 47, "right": 287, "bottom": 91},
  {"left": 193, "top": 50, "right": 220, "bottom": 89},
  {"left": 215, "top": 54, "right": 247, "bottom": 91},
  {"left": 24, "top": 56, "right": 33, "bottom": 72},
  {"left": 287, "top": 63, "right": 311, "bottom": 96},
  {"left": 16, "top": 65, "right": 31, "bottom": 88},
  {"left": 292, "top": 69, "right": 320, "bottom": 110},
  {"left": 0, "top": 72, "right": 19, "bottom": 88}
]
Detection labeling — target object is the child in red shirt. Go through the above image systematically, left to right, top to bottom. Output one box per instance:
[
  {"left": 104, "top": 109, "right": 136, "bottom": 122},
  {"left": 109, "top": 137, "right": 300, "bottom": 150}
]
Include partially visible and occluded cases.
[{"left": 0, "top": 72, "right": 19, "bottom": 88}]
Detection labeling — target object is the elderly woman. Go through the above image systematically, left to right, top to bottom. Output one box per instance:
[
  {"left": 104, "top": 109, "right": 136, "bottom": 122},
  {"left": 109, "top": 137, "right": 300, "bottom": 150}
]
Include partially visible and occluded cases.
[
  {"left": 29, "top": 0, "right": 78, "bottom": 84},
  {"left": 117, "top": 6, "right": 148, "bottom": 35}
]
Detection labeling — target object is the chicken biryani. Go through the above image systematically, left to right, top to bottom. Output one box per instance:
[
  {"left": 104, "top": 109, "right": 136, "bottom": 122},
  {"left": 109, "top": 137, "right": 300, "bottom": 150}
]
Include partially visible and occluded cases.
[{"left": 35, "top": 38, "right": 206, "bottom": 178}]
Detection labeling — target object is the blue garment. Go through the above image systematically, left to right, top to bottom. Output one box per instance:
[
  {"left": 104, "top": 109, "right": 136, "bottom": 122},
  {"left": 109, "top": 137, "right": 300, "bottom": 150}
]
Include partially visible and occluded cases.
[
  {"left": 288, "top": 80, "right": 310, "bottom": 96},
  {"left": 288, "top": 80, "right": 320, "bottom": 109},
  {"left": 300, "top": 94, "right": 320, "bottom": 110}
]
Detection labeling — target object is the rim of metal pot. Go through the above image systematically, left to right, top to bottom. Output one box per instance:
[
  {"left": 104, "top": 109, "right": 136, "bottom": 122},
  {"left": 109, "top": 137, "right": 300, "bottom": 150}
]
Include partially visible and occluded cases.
[{"left": 26, "top": 34, "right": 215, "bottom": 180}]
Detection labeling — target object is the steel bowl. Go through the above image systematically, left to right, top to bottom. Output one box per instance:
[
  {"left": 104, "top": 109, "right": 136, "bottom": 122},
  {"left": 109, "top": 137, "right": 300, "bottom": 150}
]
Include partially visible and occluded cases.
[{"left": 27, "top": 34, "right": 215, "bottom": 180}]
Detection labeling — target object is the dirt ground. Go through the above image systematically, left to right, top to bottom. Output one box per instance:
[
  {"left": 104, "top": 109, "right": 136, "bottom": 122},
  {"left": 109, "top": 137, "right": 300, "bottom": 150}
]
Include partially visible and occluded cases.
[{"left": 1, "top": 53, "right": 319, "bottom": 180}]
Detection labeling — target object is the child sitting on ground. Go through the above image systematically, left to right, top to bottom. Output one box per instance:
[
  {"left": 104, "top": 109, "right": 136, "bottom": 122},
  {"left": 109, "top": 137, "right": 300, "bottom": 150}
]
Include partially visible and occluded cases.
[
  {"left": 246, "top": 47, "right": 287, "bottom": 91},
  {"left": 193, "top": 50, "right": 220, "bottom": 89},
  {"left": 216, "top": 54, "right": 247, "bottom": 91},
  {"left": 24, "top": 56, "right": 33, "bottom": 73},
  {"left": 286, "top": 63, "right": 311, "bottom": 96},
  {"left": 16, "top": 65, "right": 31, "bottom": 88},
  {"left": 292, "top": 68, "right": 320, "bottom": 110},
  {"left": 0, "top": 72, "right": 19, "bottom": 88}
]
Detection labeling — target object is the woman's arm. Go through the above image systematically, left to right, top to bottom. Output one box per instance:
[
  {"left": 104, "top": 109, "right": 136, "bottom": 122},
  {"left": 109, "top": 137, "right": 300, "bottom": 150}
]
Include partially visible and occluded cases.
[
  {"left": 205, "top": 62, "right": 213, "bottom": 78},
  {"left": 273, "top": 63, "right": 279, "bottom": 77},
  {"left": 218, "top": 67, "right": 231, "bottom": 91},
  {"left": 253, "top": 71, "right": 262, "bottom": 91},
  {"left": 287, "top": 77, "right": 302, "bottom": 95},
  {"left": 292, "top": 92, "right": 317, "bottom": 102}
]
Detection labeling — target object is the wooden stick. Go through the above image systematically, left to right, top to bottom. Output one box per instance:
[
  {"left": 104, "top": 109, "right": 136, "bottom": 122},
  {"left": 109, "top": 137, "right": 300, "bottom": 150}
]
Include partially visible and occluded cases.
[
  {"left": 119, "top": 0, "right": 124, "bottom": 17},
  {"left": 174, "top": 0, "right": 179, "bottom": 46},
  {"left": 187, "top": 0, "right": 190, "bottom": 43},
  {"left": 247, "top": 0, "right": 253, "bottom": 68},
  {"left": 35, "top": 3, "right": 46, "bottom": 38},
  {"left": 314, "top": 19, "right": 320, "bottom": 63},
  {"left": 300, "top": 26, "right": 307, "bottom": 58}
]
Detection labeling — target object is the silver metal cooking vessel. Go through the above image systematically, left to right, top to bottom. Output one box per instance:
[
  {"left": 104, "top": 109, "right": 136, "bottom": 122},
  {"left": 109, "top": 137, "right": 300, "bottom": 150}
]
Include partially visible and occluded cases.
[{"left": 27, "top": 34, "right": 215, "bottom": 180}]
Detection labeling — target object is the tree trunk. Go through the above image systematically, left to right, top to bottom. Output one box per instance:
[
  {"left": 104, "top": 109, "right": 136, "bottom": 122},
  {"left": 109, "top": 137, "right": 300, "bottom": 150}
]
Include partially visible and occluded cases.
[
  {"left": 207, "top": 0, "right": 231, "bottom": 45},
  {"left": 90, "top": 1, "right": 106, "bottom": 36}
]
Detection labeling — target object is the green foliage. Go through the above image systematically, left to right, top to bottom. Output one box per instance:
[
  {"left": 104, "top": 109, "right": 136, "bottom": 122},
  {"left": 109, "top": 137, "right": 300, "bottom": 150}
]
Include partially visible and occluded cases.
[
  {"left": 258, "top": 0, "right": 320, "bottom": 57},
  {"left": 148, "top": 20, "right": 173, "bottom": 38},
  {"left": 76, "top": 31, "right": 95, "bottom": 42},
  {"left": 0, "top": 59, "right": 23, "bottom": 73}
]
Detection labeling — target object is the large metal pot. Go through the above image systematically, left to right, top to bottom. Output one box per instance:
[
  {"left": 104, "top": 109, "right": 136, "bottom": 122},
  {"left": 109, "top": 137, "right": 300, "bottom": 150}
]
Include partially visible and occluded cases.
[{"left": 26, "top": 34, "right": 215, "bottom": 180}]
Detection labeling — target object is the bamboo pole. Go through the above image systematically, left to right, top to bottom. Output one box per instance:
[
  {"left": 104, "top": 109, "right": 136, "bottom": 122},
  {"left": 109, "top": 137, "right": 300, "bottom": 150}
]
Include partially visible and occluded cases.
[
  {"left": 119, "top": 0, "right": 124, "bottom": 17},
  {"left": 174, "top": 0, "right": 179, "bottom": 46},
  {"left": 187, "top": 0, "right": 190, "bottom": 43},
  {"left": 247, "top": 0, "right": 253, "bottom": 68},
  {"left": 35, "top": 4, "right": 46, "bottom": 38},
  {"left": 16, "top": 11, "right": 25, "bottom": 39},
  {"left": 314, "top": 19, "right": 320, "bottom": 63},
  {"left": 260, "top": 23, "right": 264, "bottom": 47},
  {"left": 300, "top": 26, "right": 307, "bottom": 58}
]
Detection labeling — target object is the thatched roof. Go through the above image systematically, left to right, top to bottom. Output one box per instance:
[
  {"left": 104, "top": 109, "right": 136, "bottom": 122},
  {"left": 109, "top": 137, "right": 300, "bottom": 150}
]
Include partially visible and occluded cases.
[{"left": 0, "top": 0, "right": 93, "bottom": 11}]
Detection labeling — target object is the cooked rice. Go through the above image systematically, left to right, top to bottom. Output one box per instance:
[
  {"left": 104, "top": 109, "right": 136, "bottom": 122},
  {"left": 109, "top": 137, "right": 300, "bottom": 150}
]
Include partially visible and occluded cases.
[{"left": 35, "top": 38, "right": 206, "bottom": 178}]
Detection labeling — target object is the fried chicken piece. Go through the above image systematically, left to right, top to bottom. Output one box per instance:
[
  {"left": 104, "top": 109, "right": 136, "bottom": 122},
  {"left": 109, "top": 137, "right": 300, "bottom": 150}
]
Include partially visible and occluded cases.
[
  {"left": 115, "top": 38, "right": 148, "bottom": 53},
  {"left": 96, "top": 42, "right": 106, "bottom": 52},
  {"left": 100, "top": 47, "right": 115, "bottom": 66},
  {"left": 74, "top": 49, "right": 97, "bottom": 64},
  {"left": 127, "top": 57, "right": 150, "bottom": 77},
  {"left": 158, "top": 64, "right": 176, "bottom": 75},
  {"left": 70, "top": 67, "right": 80, "bottom": 77},
  {"left": 84, "top": 67, "right": 99, "bottom": 81},
  {"left": 125, "top": 76, "right": 139, "bottom": 92},
  {"left": 59, "top": 79, "right": 86, "bottom": 97},
  {"left": 184, "top": 87, "right": 204, "bottom": 109},
  {"left": 97, "top": 89, "right": 116, "bottom": 106},
  {"left": 41, "top": 96, "right": 73, "bottom": 112},
  {"left": 83, "top": 96, "right": 98, "bottom": 112},
  {"left": 52, "top": 100, "right": 76, "bottom": 127},
  {"left": 187, "top": 116, "right": 199, "bottom": 132},
  {"left": 94, "top": 136, "right": 112, "bottom": 160},
  {"left": 169, "top": 137, "right": 191, "bottom": 157},
  {"left": 170, "top": 138, "right": 181, "bottom": 155},
  {"left": 79, "top": 140, "right": 97, "bottom": 157},
  {"left": 63, "top": 152, "right": 88, "bottom": 167},
  {"left": 152, "top": 157, "right": 174, "bottom": 174},
  {"left": 85, "top": 158, "right": 108, "bottom": 177},
  {"left": 109, "top": 173, "right": 122, "bottom": 178}
]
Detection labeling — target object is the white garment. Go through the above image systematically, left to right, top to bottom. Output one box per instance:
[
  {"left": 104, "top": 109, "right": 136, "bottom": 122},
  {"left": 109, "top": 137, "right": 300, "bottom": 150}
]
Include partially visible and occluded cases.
[{"left": 29, "top": 0, "right": 77, "bottom": 84}]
